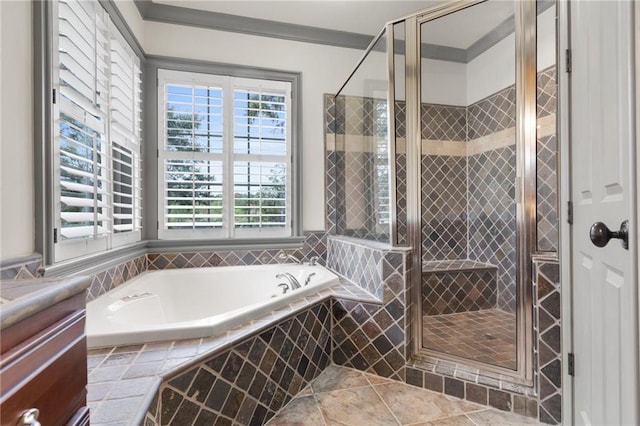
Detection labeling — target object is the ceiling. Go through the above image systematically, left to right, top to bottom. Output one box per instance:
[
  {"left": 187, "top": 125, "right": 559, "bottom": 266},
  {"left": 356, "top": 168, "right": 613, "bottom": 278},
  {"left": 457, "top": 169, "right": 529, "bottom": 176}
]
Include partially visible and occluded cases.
[
  {"left": 151, "top": 0, "right": 517, "bottom": 50},
  {"left": 152, "top": 1, "right": 435, "bottom": 35}
]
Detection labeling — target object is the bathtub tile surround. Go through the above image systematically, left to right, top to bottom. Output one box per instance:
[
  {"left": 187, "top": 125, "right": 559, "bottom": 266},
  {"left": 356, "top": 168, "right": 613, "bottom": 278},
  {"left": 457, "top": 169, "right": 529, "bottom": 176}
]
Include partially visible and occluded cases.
[
  {"left": 82, "top": 231, "right": 329, "bottom": 302},
  {"left": 0, "top": 254, "right": 43, "bottom": 280},
  {"left": 87, "top": 254, "right": 147, "bottom": 301},
  {"left": 86, "top": 278, "right": 375, "bottom": 425},
  {"left": 153, "top": 301, "right": 332, "bottom": 425}
]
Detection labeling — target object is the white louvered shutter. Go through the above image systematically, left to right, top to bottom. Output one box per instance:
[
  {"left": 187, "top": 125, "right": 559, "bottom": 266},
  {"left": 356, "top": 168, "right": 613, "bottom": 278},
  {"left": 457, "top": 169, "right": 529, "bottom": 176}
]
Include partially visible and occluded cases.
[
  {"left": 54, "top": 0, "right": 143, "bottom": 261},
  {"left": 56, "top": 0, "right": 110, "bottom": 243},
  {"left": 110, "top": 21, "right": 142, "bottom": 238},
  {"left": 159, "top": 70, "right": 225, "bottom": 235},
  {"left": 158, "top": 71, "right": 292, "bottom": 239},
  {"left": 232, "top": 80, "right": 290, "bottom": 235}
]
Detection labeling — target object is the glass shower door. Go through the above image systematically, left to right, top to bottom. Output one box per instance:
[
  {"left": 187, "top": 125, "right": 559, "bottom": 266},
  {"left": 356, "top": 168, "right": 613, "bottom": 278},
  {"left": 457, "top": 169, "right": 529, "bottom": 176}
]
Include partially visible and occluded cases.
[{"left": 418, "top": 0, "right": 519, "bottom": 370}]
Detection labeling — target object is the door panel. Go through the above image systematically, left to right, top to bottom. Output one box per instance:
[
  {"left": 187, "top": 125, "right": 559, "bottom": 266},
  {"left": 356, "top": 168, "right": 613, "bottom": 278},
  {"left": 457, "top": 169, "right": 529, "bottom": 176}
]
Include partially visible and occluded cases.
[{"left": 570, "top": 1, "right": 638, "bottom": 425}]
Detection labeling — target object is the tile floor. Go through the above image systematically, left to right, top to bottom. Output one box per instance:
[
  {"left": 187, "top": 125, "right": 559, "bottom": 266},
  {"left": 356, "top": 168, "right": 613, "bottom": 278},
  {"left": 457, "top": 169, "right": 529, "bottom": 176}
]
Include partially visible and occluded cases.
[
  {"left": 423, "top": 309, "right": 516, "bottom": 369},
  {"left": 267, "top": 365, "right": 540, "bottom": 425}
]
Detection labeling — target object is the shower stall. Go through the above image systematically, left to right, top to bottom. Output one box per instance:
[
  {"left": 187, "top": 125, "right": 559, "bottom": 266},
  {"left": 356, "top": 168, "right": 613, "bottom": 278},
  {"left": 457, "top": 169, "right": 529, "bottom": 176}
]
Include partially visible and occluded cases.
[{"left": 330, "top": 0, "right": 558, "bottom": 384}]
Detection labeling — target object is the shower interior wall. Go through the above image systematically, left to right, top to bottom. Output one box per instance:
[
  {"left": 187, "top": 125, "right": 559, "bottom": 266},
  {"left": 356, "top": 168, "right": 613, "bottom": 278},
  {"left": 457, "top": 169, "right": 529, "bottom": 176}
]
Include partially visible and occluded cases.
[{"left": 328, "top": 65, "right": 558, "bottom": 314}]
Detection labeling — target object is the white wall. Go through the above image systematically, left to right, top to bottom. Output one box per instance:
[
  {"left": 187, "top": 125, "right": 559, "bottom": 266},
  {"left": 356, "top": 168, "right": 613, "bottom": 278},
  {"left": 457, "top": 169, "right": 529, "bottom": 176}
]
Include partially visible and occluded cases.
[
  {"left": 114, "top": 0, "right": 145, "bottom": 47},
  {"left": 0, "top": 1, "right": 33, "bottom": 261},
  {"left": 467, "top": 6, "right": 556, "bottom": 105},
  {"left": 144, "top": 21, "right": 361, "bottom": 231},
  {"left": 421, "top": 59, "right": 467, "bottom": 105}
]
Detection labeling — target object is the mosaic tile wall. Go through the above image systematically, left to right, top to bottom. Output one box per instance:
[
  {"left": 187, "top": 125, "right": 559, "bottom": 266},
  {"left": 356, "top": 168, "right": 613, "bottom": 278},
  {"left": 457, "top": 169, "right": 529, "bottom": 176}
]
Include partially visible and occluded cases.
[
  {"left": 328, "top": 66, "right": 558, "bottom": 259},
  {"left": 537, "top": 66, "right": 558, "bottom": 252},
  {"left": 327, "top": 94, "right": 390, "bottom": 243},
  {"left": 467, "top": 145, "right": 517, "bottom": 312},
  {"left": 421, "top": 154, "right": 467, "bottom": 261},
  {"left": 83, "top": 231, "right": 329, "bottom": 302},
  {"left": 326, "top": 237, "right": 564, "bottom": 424},
  {"left": 326, "top": 237, "right": 385, "bottom": 298},
  {"left": 329, "top": 238, "right": 408, "bottom": 381},
  {"left": 0, "top": 254, "right": 43, "bottom": 280},
  {"left": 87, "top": 254, "right": 147, "bottom": 301},
  {"left": 534, "top": 258, "right": 562, "bottom": 424},
  {"left": 421, "top": 265, "right": 498, "bottom": 315},
  {"left": 154, "top": 301, "right": 331, "bottom": 425}
]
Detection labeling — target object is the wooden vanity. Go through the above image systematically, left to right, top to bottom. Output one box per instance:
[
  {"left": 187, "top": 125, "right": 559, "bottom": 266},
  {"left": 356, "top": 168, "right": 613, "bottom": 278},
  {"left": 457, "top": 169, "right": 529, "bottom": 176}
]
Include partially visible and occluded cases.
[{"left": 0, "top": 277, "right": 90, "bottom": 426}]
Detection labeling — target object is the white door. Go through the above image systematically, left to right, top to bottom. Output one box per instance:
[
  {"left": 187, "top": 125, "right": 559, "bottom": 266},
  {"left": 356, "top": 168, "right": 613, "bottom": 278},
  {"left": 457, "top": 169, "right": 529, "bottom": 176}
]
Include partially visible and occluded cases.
[{"left": 569, "top": 1, "right": 639, "bottom": 425}]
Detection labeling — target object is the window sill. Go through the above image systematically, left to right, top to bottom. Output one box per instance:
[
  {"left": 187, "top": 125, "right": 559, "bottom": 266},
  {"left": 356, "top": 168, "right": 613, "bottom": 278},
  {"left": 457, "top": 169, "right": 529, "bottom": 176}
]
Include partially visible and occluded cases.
[
  {"left": 43, "top": 236, "right": 307, "bottom": 278},
  {"left": 145, "top": 236, "right": 307, "bottom": 253}
]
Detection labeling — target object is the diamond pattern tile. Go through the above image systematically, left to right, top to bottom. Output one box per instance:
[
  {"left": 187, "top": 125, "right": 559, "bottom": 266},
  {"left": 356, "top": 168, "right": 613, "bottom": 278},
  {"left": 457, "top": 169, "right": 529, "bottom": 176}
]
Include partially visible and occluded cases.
[
  {"left": 537, "top": 66, "right": 556, "bottom": 119},
  {"left": 467, "top": 86, "right": 516, "bottom": 140},
  {"left": 395, "top": 101, "right": 406, "bottom": 138},
  {"left": 421, "top": 104, "right": 467, "bottom": 141},
  {"left": 537, "top": 134, "right": 558, "bottom": 252},
  {"left": 468, "top": 146, "right": 517, "bottom": 313},
  {"left": 396, "top": 153, "right": 407, "bottom": 245},
  {"left": 422, "top": 155, "right": 467, "bottom": 261},
  {"left": 327, "top": 237, "right": 385, "bottom": 298},
  {"left": 0, "top": 255, "right": 43, "bottom": 280},
  {"left": 87, "top": 255, "right": 147, "bottom": 302},
  {"left": 534, "top": 260, "right": 561, "bottom": 425},
  {"left": 422, "top": 266, "right": 497, "bottom": 315},
  {"left": 158, "top": 301, "right": 332, "bottom": 425},
  {"left": 423, "top": 309, "right": 516, "bottom": 370}
]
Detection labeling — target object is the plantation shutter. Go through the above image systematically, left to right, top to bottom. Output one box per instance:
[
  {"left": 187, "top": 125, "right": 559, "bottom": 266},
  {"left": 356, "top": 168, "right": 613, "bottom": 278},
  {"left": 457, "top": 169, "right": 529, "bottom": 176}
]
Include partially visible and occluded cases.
[
  {"left": 57, "top": 0, "right": 110, "bottom": 240},
  {"left": 110, "top": 23, "right": 142, "bottom": 236},
  {"left": 158, "top": 71, "right": 292, "bottom": 239},
  {"left": 160, "top": 71, "right": 225, "bottom": 233},
  {"left": 231, "top": 80, "right": 290, "bottom": 233}
]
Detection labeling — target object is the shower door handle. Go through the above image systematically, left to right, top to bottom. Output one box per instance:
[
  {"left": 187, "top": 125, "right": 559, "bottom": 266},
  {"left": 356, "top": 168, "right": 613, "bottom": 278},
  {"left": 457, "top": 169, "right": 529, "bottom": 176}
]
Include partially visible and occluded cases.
[{"left": 589, "top": 220, "right": 629, "bottom": 250}]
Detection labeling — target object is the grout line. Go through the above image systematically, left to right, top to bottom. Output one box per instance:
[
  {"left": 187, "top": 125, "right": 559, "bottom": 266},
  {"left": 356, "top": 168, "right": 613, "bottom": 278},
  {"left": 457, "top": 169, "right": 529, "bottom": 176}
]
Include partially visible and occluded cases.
[
  {"left": 369, "top": 382, "right": 402, "bottom": 426},
  {"left": 311, "top": 394, "right": 329, "bottom": 426}
]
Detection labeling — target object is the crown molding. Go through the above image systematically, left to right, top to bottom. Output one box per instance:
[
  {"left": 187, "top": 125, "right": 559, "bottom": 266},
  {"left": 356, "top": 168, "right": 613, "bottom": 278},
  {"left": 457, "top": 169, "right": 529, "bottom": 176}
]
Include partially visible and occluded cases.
[{"left": 133, "top": 0, "right": 555, "bottom": 64}]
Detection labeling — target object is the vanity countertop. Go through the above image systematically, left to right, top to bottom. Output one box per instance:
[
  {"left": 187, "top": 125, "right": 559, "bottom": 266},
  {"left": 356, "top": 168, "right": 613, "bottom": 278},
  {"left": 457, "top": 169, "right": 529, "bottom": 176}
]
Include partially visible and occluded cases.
[{"left": 0, "top": 276, "right": 90, "bottom": 330}]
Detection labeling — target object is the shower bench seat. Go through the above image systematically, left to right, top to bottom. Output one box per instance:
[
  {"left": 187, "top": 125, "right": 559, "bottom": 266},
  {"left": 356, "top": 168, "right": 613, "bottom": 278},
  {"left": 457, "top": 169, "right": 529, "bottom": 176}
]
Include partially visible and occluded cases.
[{"left": 421, "top": 259, "right": 498, "bottom": 315}]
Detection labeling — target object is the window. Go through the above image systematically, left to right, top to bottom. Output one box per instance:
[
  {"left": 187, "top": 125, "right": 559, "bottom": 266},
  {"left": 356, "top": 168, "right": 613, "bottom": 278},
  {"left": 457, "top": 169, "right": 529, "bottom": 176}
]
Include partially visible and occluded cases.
[
  {"left": 53, "top": 0, "right": 142, "bottom": 261},
  {"left": 158, "top": 70, "right": 292, "bottom": 239}
]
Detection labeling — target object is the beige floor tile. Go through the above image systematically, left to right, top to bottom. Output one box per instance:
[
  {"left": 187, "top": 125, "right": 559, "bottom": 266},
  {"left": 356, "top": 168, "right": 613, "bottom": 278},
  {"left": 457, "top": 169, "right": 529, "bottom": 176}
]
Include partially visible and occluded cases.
[
  {"left": 311, "top": 365, "right": 371, "bottom": 393},
  {"left": 365, "top": 373, "right": 394, "bottom": 385},
  {"left": 373, "top": 382, "right": 481, "bottom": 424},
  {"left": 297, "top": 385, "right": 314, "bottom": 397},
  {"left": 316, "top": 386, "right": 399, "bottom": 425},
  {"left": 266, "top": 396, "right": 326, "bottom": 426},
  {"left": 466, "top": 409, "right": 540, "bottom": 425},
  {"left": 407, "top": 414, "right": 476, "bottom": 426}
]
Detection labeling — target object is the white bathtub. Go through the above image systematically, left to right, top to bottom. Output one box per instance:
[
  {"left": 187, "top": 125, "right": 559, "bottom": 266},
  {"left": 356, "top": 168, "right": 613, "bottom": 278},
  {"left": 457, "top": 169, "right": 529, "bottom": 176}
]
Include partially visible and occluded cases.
[{"left": 86, "top": 264, "right": 339, "bottom": 348}]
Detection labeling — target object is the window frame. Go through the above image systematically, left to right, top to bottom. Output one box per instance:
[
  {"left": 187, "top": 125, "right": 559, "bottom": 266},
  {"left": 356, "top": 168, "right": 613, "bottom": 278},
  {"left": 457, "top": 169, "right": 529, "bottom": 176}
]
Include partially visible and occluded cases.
[
  {"left": 35, "top": 0, "right": 146, "bottom": 267},
  {"left": 34, "top": 4, "right": 303, "bottom": 269},
  {"left": 145, "top": 57, "right": 303, "bottom": 243},
  {"left": 157, "top": 69, "right": 293, "bottom": 240}
]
